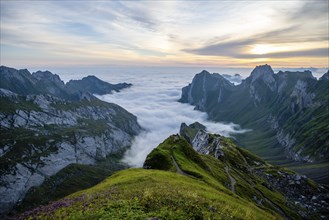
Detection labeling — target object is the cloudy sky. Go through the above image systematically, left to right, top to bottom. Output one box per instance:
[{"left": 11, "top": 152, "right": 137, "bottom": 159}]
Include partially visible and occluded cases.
[{"left": 0, "top": 0, "right": 328, "bottom": 68}]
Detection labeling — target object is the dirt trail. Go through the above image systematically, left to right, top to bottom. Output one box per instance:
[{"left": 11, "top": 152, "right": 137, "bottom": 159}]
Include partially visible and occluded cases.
[{"left": 225, "top": 165, "right": 236, "bottom": 193}]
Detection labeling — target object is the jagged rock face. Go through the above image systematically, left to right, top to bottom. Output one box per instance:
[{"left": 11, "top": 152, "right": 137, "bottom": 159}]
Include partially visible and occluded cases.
[
  {"left": 248, "top": 64, "right": 277, "bottom": 91},
  {"left": 180, "top": 65, "right": 329, "bottom": 164},
  {"left": 0, "top": 67, "right": 141, "bottom": 215},
  {"left": 179, "top": 70, "right": 234, "bottom": 111},
  {"left": 179, "top": 122, "right": 206, "bottom": 144},
  {"left": 180, "top": 122, "right": 224, "bottom": 158},
  {"left": 192, "top": 130, "right": 224, "bottom": 158}
]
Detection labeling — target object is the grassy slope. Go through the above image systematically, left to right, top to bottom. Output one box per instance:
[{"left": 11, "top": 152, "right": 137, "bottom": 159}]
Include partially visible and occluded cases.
[
  {"left": 17, "top": 134, "right": 328, "bottom": 219},
  {"left": 18, "top": 135, "right": 283, "bottom": 220},
  {"left": 144, "top": 135, "right": 298, "bottom": 219},
  {"left": 19, "top": 169, "right": 280, "bottom": 220}
]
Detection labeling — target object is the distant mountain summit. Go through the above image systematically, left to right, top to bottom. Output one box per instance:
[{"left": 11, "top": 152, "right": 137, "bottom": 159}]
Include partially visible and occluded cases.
[
  {"left": 180, "top": 65, "right": 329, "bottom": 183},
  {"left": 0, "top": 66, "right": 131, "bottom": 100},
  {"left": 66, "top": 75, "right": 131, "bottom": 95}
]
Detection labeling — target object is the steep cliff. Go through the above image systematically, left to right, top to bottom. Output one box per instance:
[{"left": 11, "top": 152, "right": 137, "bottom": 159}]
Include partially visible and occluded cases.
[{"left": 0, "top": 66, "right": 141, "bottom": 215}]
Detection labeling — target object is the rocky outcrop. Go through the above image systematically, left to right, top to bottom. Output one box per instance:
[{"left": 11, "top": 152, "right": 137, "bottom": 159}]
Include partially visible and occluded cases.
[
  {"left": 180, "top": 65, "right": 329, "bottom": 165},
  {"left": 179, "top": 70, "right": 234, "bottom": 111},
  {"left": 179, "top": 122, "right": 206, "bottom": 144},
  {"left": 180, "top": 122, "right": 224, "bottom": 158}
]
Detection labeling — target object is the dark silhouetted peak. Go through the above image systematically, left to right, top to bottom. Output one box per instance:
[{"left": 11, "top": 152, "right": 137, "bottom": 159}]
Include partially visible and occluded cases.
[
  {"left": 250, "top": 64, "right": 274, "bottom": 81},
  {"left": 0, "top": 66, "right": 131, "bottom": 100},
  {"left": 179, "top": 69, "right": 233, "bottom": 107},
  {"left": 32, "top": 70, "right": 64, "bottom": 86},
  {"left": 200, "top": 70, "right": 210, "bottom": 75},
  {"left": 319, "top": 70, "right": 329, "bottom": 80},
  {"left": 66, "top": 75, "right": 131, "bottom": 95},
  {"left": 84, "top": 75, "right": 101, "bottom": 82},
  {"left": 179, "top": 122, "right": 188, "bottom": 134},
  {"left": 189, "top": 122, "right": 206, "bottom": 131}
]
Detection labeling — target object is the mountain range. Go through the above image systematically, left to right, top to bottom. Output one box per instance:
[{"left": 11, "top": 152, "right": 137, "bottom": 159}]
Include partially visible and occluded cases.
[
  {"left": 180, "top": 64, "right": 329, "bottom": 183},
  {"left": 1, "top": 65, "right": 328, "bottom": 219},
  {"left": 0, "top": 66, "right": 131, "bottom": 101}
]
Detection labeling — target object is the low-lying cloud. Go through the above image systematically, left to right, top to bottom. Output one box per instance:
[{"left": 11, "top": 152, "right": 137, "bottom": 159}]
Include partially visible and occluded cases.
[{"left": 97, "top": 70, "right": 249, "bottom": 167}]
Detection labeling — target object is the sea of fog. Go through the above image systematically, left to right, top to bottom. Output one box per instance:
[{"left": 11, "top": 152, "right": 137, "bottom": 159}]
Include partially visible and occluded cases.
[{"left": 54, "top": 66, "right": 328, "bottom": 167}]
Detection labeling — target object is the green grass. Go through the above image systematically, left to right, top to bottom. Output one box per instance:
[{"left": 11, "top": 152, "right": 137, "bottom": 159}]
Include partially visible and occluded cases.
[
  {"left": 144, "top": 135, "right": 299, "bottom": 218},
  {"left": 20, "top": 169, "right": 281, "bottom": 220}
]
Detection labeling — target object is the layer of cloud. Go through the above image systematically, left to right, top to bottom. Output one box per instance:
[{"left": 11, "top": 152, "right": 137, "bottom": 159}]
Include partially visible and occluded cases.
[
  {"left": 187, "top": 41, "right": 328, "bottom": 59},
  {"left": 95, "top": 69, "right": 249, "bottom": 167}
]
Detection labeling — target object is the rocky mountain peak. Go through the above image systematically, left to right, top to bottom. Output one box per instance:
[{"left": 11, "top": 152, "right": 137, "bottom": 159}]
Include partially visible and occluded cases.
[
  {"left": 246, "top": 64, "right": 277, "bottom": 93},
  {"left": 250, "top": 64, "right": 274, "bottom": 82},
  {"left": 0, "top": 66, "right": 132, "bottom": 101},
  {"left": 199, "top": 70, "right": 210, "bottom": 75},
  {"left": 32, "top": 71, "right": 64, "bottom": 85}
]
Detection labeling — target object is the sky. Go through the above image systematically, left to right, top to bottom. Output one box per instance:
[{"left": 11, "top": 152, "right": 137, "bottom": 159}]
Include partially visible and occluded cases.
[{"left": 0, "top": 0, "right": 328, "bottom": 69}]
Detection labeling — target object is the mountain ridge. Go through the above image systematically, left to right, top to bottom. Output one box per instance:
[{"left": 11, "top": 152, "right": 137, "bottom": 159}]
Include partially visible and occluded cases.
[
  {"left": 179, "top": 65, "right": 329, "bottom": 183},
  {"left": 0, "top": 66, "right": 131, "bottom": 101}
]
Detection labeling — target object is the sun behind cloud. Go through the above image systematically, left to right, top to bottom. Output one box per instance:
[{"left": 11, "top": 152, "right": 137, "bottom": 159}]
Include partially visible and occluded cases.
[{"left": 251, "top": 44, "right": 276, "bottom": 55}]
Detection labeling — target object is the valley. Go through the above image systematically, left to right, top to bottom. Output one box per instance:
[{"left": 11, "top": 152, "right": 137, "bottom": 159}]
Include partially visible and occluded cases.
[{"left": 0, "top": 65, "right": 328, "bottom": 219}]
